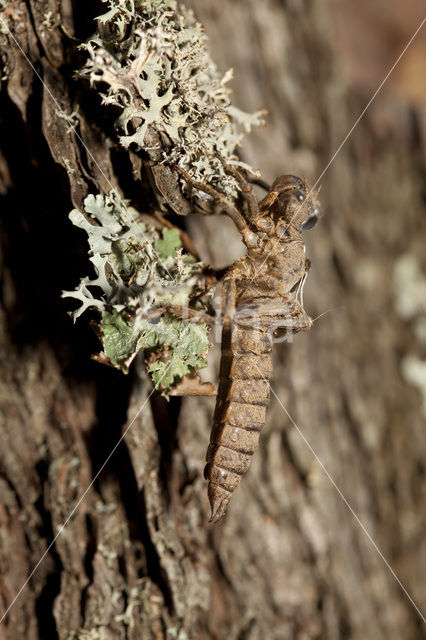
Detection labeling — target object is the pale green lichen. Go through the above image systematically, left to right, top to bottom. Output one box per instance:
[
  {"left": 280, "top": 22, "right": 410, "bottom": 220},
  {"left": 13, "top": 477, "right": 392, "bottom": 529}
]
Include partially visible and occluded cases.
[
  {"left": 79, "top": 0, "right": 264, "bottom": 198},
  {"left": 63, "top": 1, "right": 264, "bottom": 392},
  {"left": 62, "top": 191, "right": 210, "bottom": 392},
  {"left": 393, "top": 254, "right": 426, "bottom": 345},
  {"left": 394, "top": 254, "right": 426, "bottom": 416},
  {"left": 401, "top": 356, "right": 426, "bottom": 416}
]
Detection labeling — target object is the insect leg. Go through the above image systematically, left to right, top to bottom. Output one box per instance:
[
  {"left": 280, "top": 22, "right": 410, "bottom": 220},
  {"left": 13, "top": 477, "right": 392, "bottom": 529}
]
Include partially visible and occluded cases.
[
  {"left": 215, "top": 153, "right": 261, "bottom": 225},
  {"left": 173, "top": 165, "right": 258, "bottom": 248},
  {"left": 247, "top": 175, "right": 270, "bottom": 192},
  {"left": 221, "top": 274, "right": 237, "bottom": 324},
  {"left": 165, "top": 305, "right": 217, "bottom": 326}
]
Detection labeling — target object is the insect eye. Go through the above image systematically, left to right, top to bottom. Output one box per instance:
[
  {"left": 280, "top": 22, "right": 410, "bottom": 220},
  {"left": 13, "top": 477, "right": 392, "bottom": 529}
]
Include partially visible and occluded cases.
[
  {"left": 297, "top": 193, "right": 305, "bottom": 202},
  {"left": 302, "top": 215, "right": 318, "bottom": 230}
]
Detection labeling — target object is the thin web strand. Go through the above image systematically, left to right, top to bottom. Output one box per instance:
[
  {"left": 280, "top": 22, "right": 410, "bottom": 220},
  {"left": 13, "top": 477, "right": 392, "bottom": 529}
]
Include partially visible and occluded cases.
[
  {"left": 1, "top": 8, "right": 425, "bottom": 629},
  {"left": 247, "top": 15, "right": 426, "bottom": 285},
  {"left": 0, "top": 363, "right": 166, "bottom": 624},
  {"left": 269, "top": 384, "right": 426, "bottom": 625}
]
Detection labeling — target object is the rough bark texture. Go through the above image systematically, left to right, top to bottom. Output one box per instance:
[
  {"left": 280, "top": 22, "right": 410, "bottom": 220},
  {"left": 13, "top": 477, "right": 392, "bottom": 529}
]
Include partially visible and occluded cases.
[{"left": 0, "top": 1, "right": 425, "bottom": 639}]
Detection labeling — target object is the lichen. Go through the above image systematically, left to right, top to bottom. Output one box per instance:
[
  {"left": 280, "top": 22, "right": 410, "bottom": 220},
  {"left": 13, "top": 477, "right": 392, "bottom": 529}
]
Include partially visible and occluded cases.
[
  {"left": 79, "top": 0, "right": 265, "bottom": 198},
  {"left": 63, "top": 1, "right": 265, "bottom": 393},
  {"left": 62, "top": 190, "right": 211, "bottom": 393},
  {"left": 393, "top": 254, "right": 426, "bottom": 345},
  {"left": 393, "top": 254, "right": 426, "bottom": 415},
  {"left": 401, "top": 356, "right": 426, "bottom": 416}
]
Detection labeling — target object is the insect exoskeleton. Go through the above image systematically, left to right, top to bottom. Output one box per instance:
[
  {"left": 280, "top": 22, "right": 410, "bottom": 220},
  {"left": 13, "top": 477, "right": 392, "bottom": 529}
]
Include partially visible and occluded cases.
[{"left": 171, "top": 158, "right": 320, "bottom": 522}]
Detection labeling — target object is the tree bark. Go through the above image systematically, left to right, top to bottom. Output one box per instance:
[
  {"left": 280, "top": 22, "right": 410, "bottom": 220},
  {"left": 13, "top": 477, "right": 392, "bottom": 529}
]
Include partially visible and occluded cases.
[{"left": 0, "top": 1, "right": 425, "bottom": 639}]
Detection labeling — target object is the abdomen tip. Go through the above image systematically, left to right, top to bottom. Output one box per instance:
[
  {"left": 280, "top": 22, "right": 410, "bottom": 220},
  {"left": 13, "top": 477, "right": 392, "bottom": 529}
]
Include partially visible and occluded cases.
[{"left": 208, "top": 482, "right": 232, "bottom": 524}]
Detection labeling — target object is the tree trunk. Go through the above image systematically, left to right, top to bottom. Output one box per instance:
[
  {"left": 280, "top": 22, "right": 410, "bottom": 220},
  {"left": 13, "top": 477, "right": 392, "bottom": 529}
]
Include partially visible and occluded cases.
[{"left": 0, "top": 1, "right": 425, "bottom": 639}]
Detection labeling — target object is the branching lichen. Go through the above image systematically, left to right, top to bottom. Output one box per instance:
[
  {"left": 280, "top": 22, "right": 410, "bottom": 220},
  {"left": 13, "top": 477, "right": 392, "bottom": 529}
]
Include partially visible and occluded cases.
[
  {"left": 79, "top": 0, "right": 264, "bottom": 197},
  {"left": 64, "top": 1, "right": 265, "bottom": 392},
  {"left": 62, "top": 191, "right": 211, "bottom": 393}
]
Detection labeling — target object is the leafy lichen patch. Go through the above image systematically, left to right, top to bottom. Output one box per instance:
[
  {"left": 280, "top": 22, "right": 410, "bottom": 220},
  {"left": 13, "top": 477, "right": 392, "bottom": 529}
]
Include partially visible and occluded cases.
[
  {"left": 63, "top": 1, "right": 266, "bottom": 393},
  {"left": 62, "top": 190, "right": 211, "bottom": 392}
]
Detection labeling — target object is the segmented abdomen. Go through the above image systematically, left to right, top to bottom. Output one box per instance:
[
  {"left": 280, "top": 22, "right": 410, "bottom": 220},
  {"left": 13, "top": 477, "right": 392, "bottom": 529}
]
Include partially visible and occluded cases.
[{"left": 205, "top": 320, "right": 273, "bottom": 523}]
